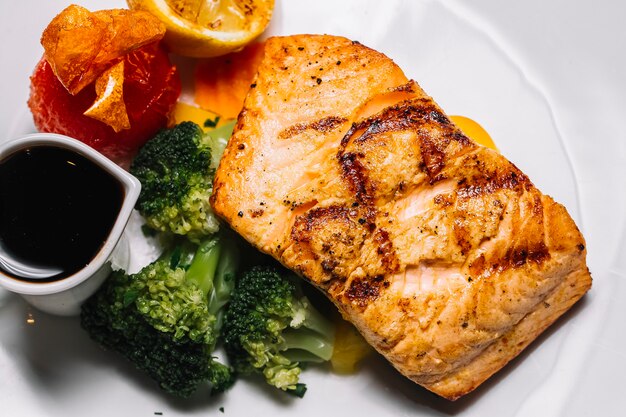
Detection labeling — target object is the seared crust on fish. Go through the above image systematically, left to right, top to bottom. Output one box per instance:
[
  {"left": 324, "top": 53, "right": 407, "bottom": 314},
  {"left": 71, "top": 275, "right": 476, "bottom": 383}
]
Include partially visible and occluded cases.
[{"left": 211, "top": 34, "right": 592, "bottom": 400}]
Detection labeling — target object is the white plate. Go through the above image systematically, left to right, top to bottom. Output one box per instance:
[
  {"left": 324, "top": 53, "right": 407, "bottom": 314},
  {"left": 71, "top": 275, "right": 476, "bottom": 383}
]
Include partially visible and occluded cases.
[{"left": 1, "top": 1, "right": 625, "bottom": 416}]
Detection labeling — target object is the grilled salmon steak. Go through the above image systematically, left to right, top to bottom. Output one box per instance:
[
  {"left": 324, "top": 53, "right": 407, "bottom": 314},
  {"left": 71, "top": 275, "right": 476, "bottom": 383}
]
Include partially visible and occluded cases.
[{"left": 211, "top": 35, "right": 592, "bottom": 400}]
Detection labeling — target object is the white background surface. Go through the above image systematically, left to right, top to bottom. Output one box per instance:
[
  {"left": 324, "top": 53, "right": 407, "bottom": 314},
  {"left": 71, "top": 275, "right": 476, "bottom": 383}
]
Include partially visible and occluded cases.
[{"left": 1, "top": 0, "right": 625, "bottom": 416}]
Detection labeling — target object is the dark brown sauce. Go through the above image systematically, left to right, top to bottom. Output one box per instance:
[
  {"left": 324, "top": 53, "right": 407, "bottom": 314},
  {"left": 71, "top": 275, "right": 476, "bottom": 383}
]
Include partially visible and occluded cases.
[{"left": 0, "top": 146, "right": 124, "bottom": 282}]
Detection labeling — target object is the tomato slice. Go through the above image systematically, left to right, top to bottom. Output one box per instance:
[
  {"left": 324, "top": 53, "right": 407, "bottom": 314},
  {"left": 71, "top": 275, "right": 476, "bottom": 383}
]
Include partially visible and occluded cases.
[{"left": 28, "top": 42, "right": 181, "bottom": 167}]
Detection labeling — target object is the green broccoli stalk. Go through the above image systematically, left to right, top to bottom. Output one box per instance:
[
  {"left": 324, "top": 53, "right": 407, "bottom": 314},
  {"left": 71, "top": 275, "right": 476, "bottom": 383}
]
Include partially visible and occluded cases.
[
  {"left": 129, "top": 121, "right": 234, "bottom": 243},
  {"left": 205, "top": 121, "right": 235, "bottom": 170},
  {"left": 81, "top": 233, "right": 239, "bottom": 397},
  {"left": 208, "top": 236, "right": 239, "bottom": 338},
  {"left": 222, "top": 265, "right": 335, "bottom": 398}
]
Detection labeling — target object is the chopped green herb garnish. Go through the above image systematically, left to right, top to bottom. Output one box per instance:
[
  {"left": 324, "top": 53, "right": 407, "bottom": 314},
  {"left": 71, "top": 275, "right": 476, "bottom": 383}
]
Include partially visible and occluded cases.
[{"left": 204, "top": 116, "right": 221, "bottom": 128}]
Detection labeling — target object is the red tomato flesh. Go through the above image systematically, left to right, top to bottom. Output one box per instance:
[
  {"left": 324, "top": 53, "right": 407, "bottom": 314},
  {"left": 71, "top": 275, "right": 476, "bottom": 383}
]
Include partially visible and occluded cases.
[{"left": 28, "top": 42, "right": 181, "bottom": 167}]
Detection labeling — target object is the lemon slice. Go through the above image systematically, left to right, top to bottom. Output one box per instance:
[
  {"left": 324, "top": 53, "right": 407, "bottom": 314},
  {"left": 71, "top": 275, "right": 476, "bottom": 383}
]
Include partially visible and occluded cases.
[
  {"left": 127, "top": 0, "right": 274, "bottom": 57},
  {"left": 170, "top": 101, "right": 222, "bottom": 129},
  {"left": 450, "top": 115, "right": 498, "bottom": 151},
  {"left": 330, "top": 318, "right": 373, "bottom": 374}
]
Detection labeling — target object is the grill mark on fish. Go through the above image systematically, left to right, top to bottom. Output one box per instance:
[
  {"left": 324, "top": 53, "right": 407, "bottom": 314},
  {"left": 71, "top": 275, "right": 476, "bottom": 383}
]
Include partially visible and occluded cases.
[
  {"left": 390, "top": 80, "right": 418, "bottom": 93},
  {"left": 339, "top": 98, "right": 472, "bottom": 184},
  {"left": 339, "top": 98, "right": 437, "bottom": 150},
  {"left": 345, "top": 99, "right": 471, "bottom": 147},
  {"left": 347, "top": 99, "right": 445, "bottom": 145},
  {"left": 278, "top": 116, "right": 347, "bottom": 139},
  {"left": 417, "top": 131, "right": 447, "bottom": 180},
  {"left": 338, "top": 151, "right": 375, "bottom": 206},
  {"left": 456, "top": 154, "right": 531, "bottom": 200},
  {"left": 457, "top": 171, "right": 527, "bottom": 199},
  {"left": 466, "top": 194, "right": 549, "bottom": 279},
  {"left": 291, "top": 204, "right": 371, "bottom": 284},
  {"left": 291, "top": 205, "right": 354, "bottom": 243},
  {"left": 453, "top": 217, "right": 473, "bottom": 256},
  {"left": 374, "top": 228, "right": 400, "bottom": 272},
  {"left": 470, "top": 241, "right": 551, "bottom": 280},
  {"left": 504, "top": 242, "right": 550, "bottom": 268},
  {"left": 468, "top": 254, "right": 487, "bottom": 278},
  {"left": 321, "top": 258, "right": 339, "bottom": 272},
  {"left": 345, "top": 274, "right": 389, "bottom": 307}
]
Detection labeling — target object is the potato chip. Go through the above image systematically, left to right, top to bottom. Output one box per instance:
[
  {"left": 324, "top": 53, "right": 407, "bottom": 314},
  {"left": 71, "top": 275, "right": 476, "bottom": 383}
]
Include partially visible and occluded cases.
[
  {"left": 41, "top": 4, "right": 165, "bottom": 95},
  {"left": 83, "top": 60, "right": 131, "bottom": 132}
]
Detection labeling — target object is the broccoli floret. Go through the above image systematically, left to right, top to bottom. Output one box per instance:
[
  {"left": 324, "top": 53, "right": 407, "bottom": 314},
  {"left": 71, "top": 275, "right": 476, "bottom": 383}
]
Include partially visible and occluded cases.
[
  {"left": 130, "top": 121, "right": 234, "bottom": 243},
  {"left": 81, "top": 234, "right": 239, "bottom": 397},
  {"left": 222, "top": 265, "right": 335, "bottom": 397}
]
